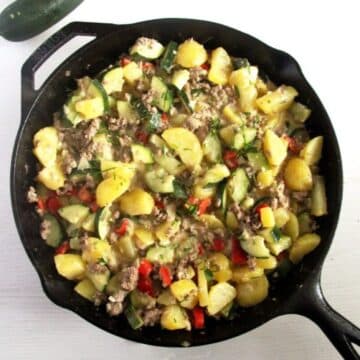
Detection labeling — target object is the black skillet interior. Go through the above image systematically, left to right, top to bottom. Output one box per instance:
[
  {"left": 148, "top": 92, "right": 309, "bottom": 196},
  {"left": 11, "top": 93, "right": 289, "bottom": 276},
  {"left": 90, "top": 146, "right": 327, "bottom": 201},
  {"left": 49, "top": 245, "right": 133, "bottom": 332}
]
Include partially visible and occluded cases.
[{"left": 10, "top": 19, "right": 360, "bottom": 356}]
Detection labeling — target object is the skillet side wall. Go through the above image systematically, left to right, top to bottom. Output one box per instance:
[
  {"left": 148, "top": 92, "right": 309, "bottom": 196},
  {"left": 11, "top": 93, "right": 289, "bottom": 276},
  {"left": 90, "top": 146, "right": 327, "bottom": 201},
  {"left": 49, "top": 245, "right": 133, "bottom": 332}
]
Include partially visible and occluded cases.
[{"left": 11, "top": 19, "right": 342, "bottom": 346}]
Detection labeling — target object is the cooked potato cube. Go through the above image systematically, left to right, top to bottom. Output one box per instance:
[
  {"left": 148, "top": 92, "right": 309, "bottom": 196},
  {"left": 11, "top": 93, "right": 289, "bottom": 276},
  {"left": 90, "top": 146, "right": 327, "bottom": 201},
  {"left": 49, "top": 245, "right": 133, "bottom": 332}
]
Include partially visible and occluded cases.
[
  {"left": 176, "top": 39, "right": 208, "bottom": 68},
  {"left": 208, "top": 47, "right": 233, "bottom": 85},
  {"left": 122, "top": 61, "right": 143, "bottom": 84},
  {"left": 229, "top": 66, "right": 258, "bottom": 89},
  {"left": 239, "top": 85, "right": 258, "bottom": 112},
  {"left": 256, "top": 85, "right": 298, "bottom": 114},
  {"left": 75, "top": 97, "right": 104, "bottom": 120},
  {"left": 289, "top": 102, "right": 311, "bottom": 123},
  {"left": 222, "top": 103, "right": 245, "bottom": 125},
  {"left": 219, "top": 125, "right": 238, "bottom": 146},
  {"left": 33, "top": 126, "right": 59, "bottom": 167},
  {"left": 162, "top": 128, "right": 203, "bottom": 167},
  {"left": 263, "top": 129, "right": 288, "bottom": 166},
  {"left": 300, "top": 136, "right": 323, "bottom": 165},
  {"left": 284, "top": 157, "right": 313, "bottom": 191},
  {"left": 100, "top": 159, "right": 136, "bottom": 180},
  {"left": 37, "top": 163, "right": 65, "bottom": 190},
  {"left": 145, "top": 167, "right": 175, "bottom": 193},
  {"left": 256, "top": 169, "right": 274, "bottom": 189},
  {"left": 311, "top": 175, "right": 328, "bottom": 216},
  {"left": 96, "top": 176, "right": 131, "bottom": 207},
  {"left": 193, "top": 181, "right": 217, "bottom": 199},
  {"left": 119, "top": 188, "right": 154, "bottom": 215},
  {"left": 260, "top": 206, "right": 275, "bottom": 228},
  {"left": 283, "top": 212, "right": 300, "bottom": 241},
  {"left": 155, "top": 219, "right": 181, "bottom": 246},
  {"left": 133, "top": 227, "right": 155, "bottom": 250},
  {"left": 289, "top": 233, "right": 321, "bottom": 264},
  {"left": 117, "top": 235, "right": 137, "bottom": 260},
  {"left": 82, "top": 237, "right": 113, "bottom": 264},
  {"left": 54, "top": 254, "right": 86, "bottom": 280},
  {"left": 255, "top": 255, "right": 277, "bottom": 270},
  {"left": 232, "top": 266, "right": 264, "bottom": 283},
  {"left": 236, "top": 275, "right": 269, "bottom": 307},
  {"left": 74, "top": 278, "right": 97, "bottom": 301},
  {"left": 170, "top": 279, "right": 198, "bottom": 309},
  {"left": 207, "top": 282, "right": 236, "bottom": 315},
  {"left": 161, "top": 305, "right": 191, "bottom": 330}
]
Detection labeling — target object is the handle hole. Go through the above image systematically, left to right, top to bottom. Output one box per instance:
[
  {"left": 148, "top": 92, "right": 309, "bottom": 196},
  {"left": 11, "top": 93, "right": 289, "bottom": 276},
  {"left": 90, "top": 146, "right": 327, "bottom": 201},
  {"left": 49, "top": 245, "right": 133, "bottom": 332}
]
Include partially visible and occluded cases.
[{"left": 34, "top": 35, "right": 95, "bottom": 90}]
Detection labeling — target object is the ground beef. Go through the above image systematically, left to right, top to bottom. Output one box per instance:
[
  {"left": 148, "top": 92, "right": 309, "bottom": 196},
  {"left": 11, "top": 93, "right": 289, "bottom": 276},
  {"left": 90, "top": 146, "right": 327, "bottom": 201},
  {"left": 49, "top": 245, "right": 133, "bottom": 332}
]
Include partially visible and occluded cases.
[
  {"left": 189, "top": 67, "right": 207, "bottom": 85},
  {"left": 210, "top": 85, "right": 235, "bottom": 110},
  {"left": 141, "top": 90, "right": 156, "bottom": 112},
  {"left": 107, "top": 116, "right": 128, "bottom": 132},
  {"left": 84, "top": 118, "right": 101, "bottom": 140},
  {"left": 195, "top": 125, "right": 209, "bottom": 142},
  {"left": 116, "top": 146, "right": 132, "bottom": 163},
  {"left": 61, "top": 149, "right": 77, "bottom": 174},
  {"left": 84, "top": 174, "right": 96, "bottom": 189},
  {"left": 56, "top": 181, "right": 73, "bottom": 195},
  {"left": 272, "top": 181, "right": 290, "bottom": 209},
  {"left": 27, "top": 186, "right": 38, "bottom": 203},
  {"left": 292, "top": 191, "right": 309, "bottom": 202},
  {"left": 230, "top": 202, "right": 244, "bottom": 221},
  {"left": 152, "top": 206, "right": 168, "bottom": 225},
  {"left": 40, "top": 219, "right": 51, "bottom": 241},
  {"left": 247, "top": 256, "right": 257, "bottom": 270},
  {"left": 87, "top": 262, "right": 108, "bottom": 274},
  {"left": 119, "top": 266, "right": 139, "bottom": 291},
  {"left": 106, "top": 289, "right": 128, "bottom": 316},
  {"left": 94, "top": 291, "right": 106, "bottom": 306},
  {"left": 142, "top": 308, "right": 162, "bottom": 327}
]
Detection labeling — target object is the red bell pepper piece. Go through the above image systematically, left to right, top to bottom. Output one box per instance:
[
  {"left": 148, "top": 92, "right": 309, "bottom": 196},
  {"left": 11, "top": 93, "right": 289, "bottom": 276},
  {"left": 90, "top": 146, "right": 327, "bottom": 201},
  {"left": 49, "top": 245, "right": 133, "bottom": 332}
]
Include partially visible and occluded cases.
[
  {"left": 120, "top": 57, "right": 131, "bottom": 67},
  {"left": 142, "top": 61, "right": 155, "bottom": 71},
  {"left": 201, "top": 63, "right": 210, "bottom": 71},
  {"left": 161, "top": 112, "right": 169, "bottom": 124},
  {"left": 135, "top": 130, "right": 149, "bottom": 144},
  {"left": 282, "top": 135, "right": 302, "bottom": 154},
  {"left": 223, "top": 150, "right": 238, "bottom": 169},
  {"left": 77, "top": 186, "right": 93, "bottom": 204},
  {"left": 47, "top": 196, "right": 61, "bottom": 214},
  {"left": 188, "top": 196, "right": 199, "bottom": 205},
  {"left": 37, "top": 198, "right": 46, "bottom": 211},
  {"left": 198, "top": 198, "right": 212, "bottom": 215},
  {"left": 155, "top": 199, "right": 165, "bottom": 209},
  {"left": 89, "top": 201, "right": 99, "bottom": 213},
  {"left": 254, "top": 203, "right": 269, "bottom": 215},
  {"left": 115, "top": 219, "right": 129, "bottom": 236},
  {"left": 231, "top": 237, "right": 248, "bottom": 265},
  {"left": 212, "top": 238, "right": 225, "bottom": 252},
  {"left": 55, "top": 241, "right": 70, "bottom": 255},
  {"left": 198, "top": 242, "right": 204, "bottom": 256},
  {"left": 138, "top": 259, "right": 153, "bottom": 278},
  {"left": 159, "top": 265, "right": 172, "bottom": 287},
  {"left": 137, "top": 276, "right": 154, "bottom": 297},
  {"left": 192, "top": 306, "right": 205, "bottom": 329}
]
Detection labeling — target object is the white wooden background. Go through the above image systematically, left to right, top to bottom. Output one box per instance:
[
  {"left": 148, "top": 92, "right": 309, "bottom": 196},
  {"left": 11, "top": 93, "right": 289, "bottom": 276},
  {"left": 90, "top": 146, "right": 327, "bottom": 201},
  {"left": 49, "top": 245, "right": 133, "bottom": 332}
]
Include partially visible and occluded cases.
[{"left": 0, "top": 0, "right": 359, "bottom": 359}]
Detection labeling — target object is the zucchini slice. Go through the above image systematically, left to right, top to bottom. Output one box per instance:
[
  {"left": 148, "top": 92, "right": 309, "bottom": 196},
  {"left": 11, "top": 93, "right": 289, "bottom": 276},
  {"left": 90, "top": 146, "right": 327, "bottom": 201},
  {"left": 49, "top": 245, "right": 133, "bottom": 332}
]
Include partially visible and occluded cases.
[
  {"left": 130, "top": 37, "right": 164, "bottom": 60},
  {"left": 160, "top": 41, "right": 178, "bottom": 73},
  {"left": 102, "top": 67, "right": 124, "bottom": 94},
  {"left": 151, "top": 76, "right": 173, "bottom": 112},
  {"left": 131, "top": 144, "right": 154, "bottom": 164},
  {"left": 227, "top": 168, "right": 249, "bottom": 203},
  {"left": 58, "top": 204, "right": 90, "bottom": 225},
  {"left": 96, "top": 206, "right": 112, "bottom": 240},
  {"left": 42, "top": 214, "right": 63, "bottom": 247},
  {"left": 239, "top": 235, "right": 270, "bottom": 258}
]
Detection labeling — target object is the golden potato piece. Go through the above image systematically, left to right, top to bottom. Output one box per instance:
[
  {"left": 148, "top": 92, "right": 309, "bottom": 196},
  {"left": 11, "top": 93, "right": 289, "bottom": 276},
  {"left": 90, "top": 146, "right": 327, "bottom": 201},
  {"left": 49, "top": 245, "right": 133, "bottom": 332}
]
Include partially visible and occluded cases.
[
  {"left": 176, "top": 39, "right": 208, "bottom": 68},
  {"left": 208, "top": 47, "right": 233, "bottom": 85},
  {"left": 162, "top": 127, "right": 203, "bottom": 167},
  {"left": 263, "top": 129, "right": 288, "bottom": 166},
  {"left": 300, "top": 136, "right": 323, "bottom": 165},
  {"left": 284, "top": 157, "right": 313, "bottom": 191},
  {"left": 37, "top": 163, "right": 65, "bottom": 190},
  {"left": 96, "top": 176, "right": 131, "bottom": 207},
  {"left": 119, "top": 188, "right": 154, "bottom": 215},
  {"left": 289, "top": 233, "right": 321, "bottom": 264},
  {"left": 54, "top": 254, "right": 86, "bottom": 280},
  {"left": 236, "top": 275, "right": 269, "bottom": 307},
  {"left": 170, "top": 279, "right": 198, "bottom": 309},
  {"left": 207, "top": 282, "right": 236, "bottom": 315},
  {"left": 161, "top": 305, "right": 190, "bottom": 330}
]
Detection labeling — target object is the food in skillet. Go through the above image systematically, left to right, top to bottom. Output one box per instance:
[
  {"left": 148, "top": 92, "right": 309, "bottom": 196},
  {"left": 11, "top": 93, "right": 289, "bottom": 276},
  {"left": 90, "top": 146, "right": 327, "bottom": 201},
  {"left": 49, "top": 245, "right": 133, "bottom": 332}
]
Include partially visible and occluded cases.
[{"left": 27, "top": 37, "right": 327, "bottom": 330}]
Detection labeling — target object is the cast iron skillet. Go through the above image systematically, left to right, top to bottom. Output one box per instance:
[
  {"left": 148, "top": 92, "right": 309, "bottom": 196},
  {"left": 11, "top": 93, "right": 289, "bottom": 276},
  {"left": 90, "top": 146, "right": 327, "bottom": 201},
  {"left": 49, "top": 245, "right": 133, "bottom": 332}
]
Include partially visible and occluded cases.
[{"left": 10, "top": 19, "right": 360, "bottom": 357}]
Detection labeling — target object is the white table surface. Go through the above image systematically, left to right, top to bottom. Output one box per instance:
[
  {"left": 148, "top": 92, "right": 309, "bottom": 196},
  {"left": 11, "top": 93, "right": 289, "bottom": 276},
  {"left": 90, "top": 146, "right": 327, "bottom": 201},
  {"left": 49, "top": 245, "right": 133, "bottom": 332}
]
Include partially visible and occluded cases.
[{"left": 1, "top": 0, "right": 359, "bottom": 359}]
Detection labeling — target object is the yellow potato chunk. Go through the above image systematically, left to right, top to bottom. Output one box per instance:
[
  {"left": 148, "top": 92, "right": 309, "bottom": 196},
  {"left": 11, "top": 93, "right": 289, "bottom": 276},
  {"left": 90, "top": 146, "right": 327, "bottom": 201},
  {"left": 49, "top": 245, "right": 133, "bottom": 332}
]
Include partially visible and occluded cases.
[
  {"left": 176, "top": 39, "right": 208, "bottom": 68},
  {"left": 208, "top": 47, "right": 233, "bottom": 85},
  {"left": 122, "top": 61, "right": 143, "bottom": 84},
  {"left": 229, "top": 66, "right": 258, "bottom": 89},
  {"left": 256, "top": 85, "right": 298, "bottom": 114},
  {"left": 75, "top": 97, "right": 104, "bottom": 120},
  {"left": 222, "top": 103, "right": 245, "bottom": 125},
  {"left": 33, "top": 126, "right": 58, "bottom": 167},
  {"left": 162, "top": 127, "right": 203, "bottom": 167},
  {"left": 263, "top": 129, "right": 288, "bottom": 166},
  {"left": 300, "top": 136, "right": 324, "bottom": 165},
  {"left": 284, "top": 157, "right": 313, "bottom": 191},
  {"left": 100, "top": 159, "right": 136, "bottom": 179},
  {"left": 37, "top": 163, "right": 65, "bottom": 190},
  {"left": 256, "top": 169, "right": 274, "bottom": 189},
  {"left": 96, "top": 177, "right": 130, "bottom": 207},
  {"left": 119, "top": 188, "right": 154, "bottom": 215},
  {"left": 260, "top": 206, "right": 275, "bottom": 228},
  {"left": 274, "top": 207, "right": 290, "bottom": 228},
  {"left": 283, "top": 211, "right": 300, "bottom": 241},
  {"left": 155, "top": 219, "right": 181, "bottom": 246},
  {"left": 133, "top": 227, "right": 155, "bottom": 250},
  {"left": 289, "top": 233, "right": 321, "bottom": 264},
  {"left": 81, "top": 237, "right": 113, "bottom": 264},
  {"left": 54, "top": 254, "right": 86, "bottom": 280},
  {"left": 255, "top": 256, "right": 277, "bottom": 270},
  {"left": 197, "top": 263, "right": 209, "bottom": 307},
  {"left": 232, "top": 266, "right": 264, "bottom": 283},
  {"left": 236, "top": 275, "right": 269, "bottom": 307},
  {"left": 74, "top": 278, "right": 97, "bottom": 301},
  {"left": 170, "top": 279, "right": 198, "bottom": 309},
  {"left": 207, "top": 282, "right": 236, "bottom": 315},
  {"left": 161, "top": 305, "right": 191, "bottom": 330}
]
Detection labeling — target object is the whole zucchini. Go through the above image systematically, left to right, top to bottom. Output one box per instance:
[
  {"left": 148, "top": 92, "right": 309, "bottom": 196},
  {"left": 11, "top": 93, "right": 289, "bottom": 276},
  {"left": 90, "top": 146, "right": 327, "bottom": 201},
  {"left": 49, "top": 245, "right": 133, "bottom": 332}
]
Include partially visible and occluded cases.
[{"left": 0, "top": 0, "right": 83, "bottom": 41}]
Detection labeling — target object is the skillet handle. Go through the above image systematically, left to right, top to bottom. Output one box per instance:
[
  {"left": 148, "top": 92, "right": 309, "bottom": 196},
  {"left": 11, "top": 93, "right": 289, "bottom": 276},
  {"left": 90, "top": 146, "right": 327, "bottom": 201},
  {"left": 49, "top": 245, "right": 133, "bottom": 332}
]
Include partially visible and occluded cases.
[
  {"left": 21, "top": 21, "right": 119, "bottom": 120},
  {"left": 298, "top": 281, "right": 360, "bottom": 359}
]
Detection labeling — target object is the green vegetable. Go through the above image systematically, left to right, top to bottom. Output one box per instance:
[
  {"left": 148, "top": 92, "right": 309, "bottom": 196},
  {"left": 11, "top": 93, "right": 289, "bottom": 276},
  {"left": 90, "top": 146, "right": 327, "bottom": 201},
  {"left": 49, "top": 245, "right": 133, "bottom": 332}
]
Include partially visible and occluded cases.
[
  {"left": 0, "top": 0, "right": 83, "bottom": 42},
  {"left": 160, "top": 41, "right": 178, "bottom": 73},
  {"left": 232, "top": 57, "right": 250, "bottom": 69},
  {"left": 151, "top": 76, "right": 173, "bottom": 112},
  {"left": 131, "top": 97, "right": 161, "bottom": 133},
  {"left": 131, "top": 144, "right": 153, "bottom": 164},
  {"left": 227, "top": 168, "right": 249, "bottom": 203},
  {"left": 172, "top": 180, "right": 187, "bottom": 199},
  {"left": 58, "top": 204, "right": 89, "bottom": 225},
  {"left": 96, "top": 206, "right": 112, "bottom": 240},
  {"left": 42, "top": 214, "right": 63, "bottom": 247},
  {"left": 270, "top": 227, "right": 282, "bottom": 242},
  {"left": 240, "top": 235, "right": 270, "bottom": 258},
  {"left": 124, "top": 305, "right": 144, "bottom": 330}
]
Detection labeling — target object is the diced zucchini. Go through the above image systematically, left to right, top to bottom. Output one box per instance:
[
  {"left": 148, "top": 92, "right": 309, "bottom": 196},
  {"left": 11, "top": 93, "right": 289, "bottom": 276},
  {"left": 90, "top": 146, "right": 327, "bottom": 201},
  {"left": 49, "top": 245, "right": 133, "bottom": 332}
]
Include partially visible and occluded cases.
[
  {"left": 130, "top": 37, "right": 164, "bottom": 60},
  {"left": 160, "top": 41, "right": 178, "bottom": 73},
  {"left": 123, "top": 62, "right": 143, "bottom": 84},
  {"left": 102, "top": 67, "right": 124, "bottom": 94},
  {"left": 171, "top": 69, "right": 189, "bottom": 90},
  {"left": 151, "top": 76, "right": 173, "bottom": 112},
  {"left": 63, "top": 93, "right": 84, "bottom": 126},
  {"left": 117, "top": 100, "right": 138, "bottom": 122},
  {"left": 289, "top": 102, "right": 311, "bottom": 123},
  {"left": 219, "top": 125, "right": 237, "bottom": 146},
  {"left": 243, "top": 127, "right": 257, "bottom": 143},
  {"left": 202, "top": 133, "right": 222, "bottom": 163},
  {"left": 92, "top": 134, "right": 113, "bottom": 161},
  {"left": 131, "top": 144, "right": 153, "bottom": 164},
  {"left": 247, "top": 152, "right": 269, "bottom": 171},
  {"left": 154, "top": 153, "right": 185, "bottom": 176},
  {"left": 202, "top": 164, "right": 230, "bottom": 185},
  {"left": 144, "top": 167, "right": 175, "bottom": 193},
  {"left": 227, "top": 168, "right": 249, "bottom": 203},
  {"left": 311, "top": 175, "right": 327, "bottom": 216},
  {"left": 58, "top": 204, "right": 89, "bottom": 225},
  {"left": 96, "top": 206, "right": 112, "bottom": 240},
  {"left": 273, "top": 207, "right": 290, "bottom": 228},
  {"left": 226, "top": 211, "right": 239, "bottom": 230},
  {"left": 283, "top": 212, "right": 300, "bottom": 241},
  {"left": 298, "top": 212, "right": 313, "bottom": 235},
  {"left": 80, "top": 213, "right": 96, "bottom": 233},
  {"left": 42, "top": 214, "right": 63, "bottom": 247},
  {"left": 199, "top": 214, "right": 224, "bottom": 229},
  {"left": 155, "top": 219, "right": 181, "bottom": 246},
  {"left": 260, "top": 228, "right": 292, "bottom": 256},
  {"left": 117, "top": 235, "right": 137, "bottom": 260},
  {"left": 240, "top": 235, "right": 270, "bottom": 258},
  {"left": 69, "top": 236, "right": 81, "bottom": 250},
  {"left": 82, "top": 237, "right": 114, "bottom": 264},
  {"left": 146, "top": 246, "right": 174, "bottom": 264},
  {"left": 54, "top": 254, "right": 86, "bottom": 280},
  {"left": 87, "top": 267, "right": 110, "bottom": 291},
  {"left": 106, "top": 274, "right": 122, "bottom": 295},
  {"left": 236, "top": 275, "right": 269, "bottom": 307},
  {"left": 74, "top": 278, "right": 97, "bottom": 302},
  {"left": 207, "top": 282, "right": 237, "bottom": 315},
  {"left": 130, "top": 289, "right": 155, "bottom": 309},
  {"left": 157, "top": 289, "right": 177, "bottom": 306},
  {"left": 124, "top": 305, "right": 144, "bottom": 330}
]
